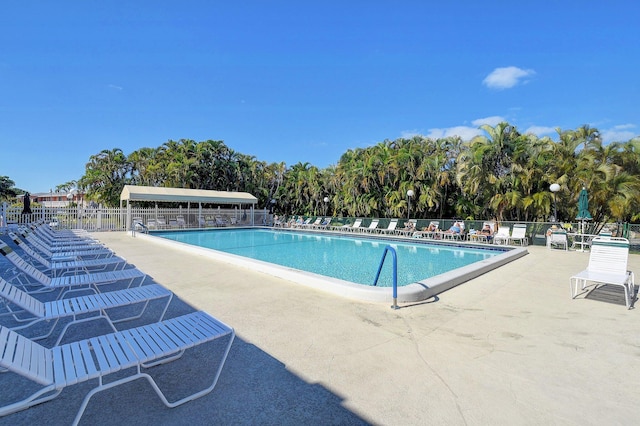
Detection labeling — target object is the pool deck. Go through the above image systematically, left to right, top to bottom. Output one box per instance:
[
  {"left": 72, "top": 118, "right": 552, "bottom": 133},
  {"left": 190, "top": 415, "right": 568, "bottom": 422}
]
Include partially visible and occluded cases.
[{"left": 5, "top": 231, "right": 640, "bottom": 425}]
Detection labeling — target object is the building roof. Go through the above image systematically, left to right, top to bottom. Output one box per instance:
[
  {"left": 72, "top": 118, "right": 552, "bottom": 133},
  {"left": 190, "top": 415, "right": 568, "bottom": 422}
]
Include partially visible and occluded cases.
[{"left": 119, "top": 185, "right": 258, "bottom": 205}]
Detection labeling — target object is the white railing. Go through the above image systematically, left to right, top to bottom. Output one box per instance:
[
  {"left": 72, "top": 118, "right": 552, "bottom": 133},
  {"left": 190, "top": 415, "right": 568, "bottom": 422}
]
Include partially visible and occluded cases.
[{"left": 1, "top": 205, "right": 272, "bottom": 232}]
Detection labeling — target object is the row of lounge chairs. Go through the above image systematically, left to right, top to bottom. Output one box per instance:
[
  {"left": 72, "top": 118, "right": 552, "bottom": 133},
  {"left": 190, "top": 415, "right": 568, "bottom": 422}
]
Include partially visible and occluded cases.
[
  {"left": 140, "top": 215, "right": 240, "bottom": 230},
  {"left": 279, "top": 217, "right": 533, "bottom": 244},
  {"left": 0, "top": 221, "right": 234, "bottom": 423},
  {"left": 412, "top": 221, "right": 529, "bottom": 245}
]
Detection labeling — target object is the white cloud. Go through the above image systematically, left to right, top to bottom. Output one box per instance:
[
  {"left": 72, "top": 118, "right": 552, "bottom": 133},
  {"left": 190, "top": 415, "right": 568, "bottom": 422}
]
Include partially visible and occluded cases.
[
  {"left": 482, "top": 66, "right": 535, "bottom": 89},
  {"left": 107, "top": 84, "right": 123, "bottom": 91},
  {"left": 422, "top": 116, "right": 506, "bottom": 141},
  {"left": 472, "top": 116, "right": 505, "bottom": 127},
  {"left": 407, "top": 119, "right": 638, "bottom": 146},
  {"left": 601, "top": 124, "right": 638, "bottom": 143},
  {"left": 425, "top": 126, "right": 483, "bottom": 141},
  {"left": 524, "top": 126, "right": 556, "bottom": 137},
  {"left": 400, "top": 130, "right": 421, "bottom": 139}
]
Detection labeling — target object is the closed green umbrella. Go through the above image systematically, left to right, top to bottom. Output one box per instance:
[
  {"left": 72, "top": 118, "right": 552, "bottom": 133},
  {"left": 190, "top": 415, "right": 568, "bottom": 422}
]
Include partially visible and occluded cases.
[
  {"left": 576, "top": 187, "right": 592, "bottom": 234},
  {"left": 576, "top": 188, "right": 592, "bottom": 220}
]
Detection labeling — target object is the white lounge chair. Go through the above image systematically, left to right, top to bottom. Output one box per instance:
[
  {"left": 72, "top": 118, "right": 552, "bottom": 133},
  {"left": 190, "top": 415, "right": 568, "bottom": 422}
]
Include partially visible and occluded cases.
[
  {"left": 155, "top": 217, "right": 167, "bottom": 229},
  {"left": 315, "top": 217, "right": 332, "bottom": 229},
  {"left": 295, "top": 218, "right": 311, "bottom": 228},
  {"left": 301, "top": 218, "right": 321, "bottom": 229},
  {"left": 335, "top": 218, "right": 362, "bottom": 232},
  {"left": 361, "top": 219, "right": 380, "bottom": 233},
  {"left": 378, "top": 219, "right": 399, "bottom": 235},
  {"left": 395, "top": 219, "right": 417, "bottom": 237},
  {"left": 32, "top": 220, "right": 90, "bottom": 238},
  {"left": 414, "top": 221, "right": 439, "bottom": 239},
  {"left": 441, "top": 221, "right": 464, "bottom": 240},
  {"left": 29, "top": 222, "right": 94, "bottom": 242},
  {"left": 508, "top": 224, "right": 528, "bottom": 246},
  {"left": 493, "top": 226, "right": 511, "bottom": 245},
  {"left": 20, "top": 227, "right": 106, "bottom": 251},
  {"left": 25, "top": 227, "right": 103, "bottom": 250},
  {"left": 18, "top": 230, "right": 113, "bottom": 261},
  {"left": 548, "top": 230, "right": 568, "bottom": 250},
  {"left": 8, "top": 233, "right": 127, "bottom": 276},
  {"left": 570, "top": 237, "right": 635, "bottom": 308},
  {"left": 0, "top": 241, "right": 146, "bottom": 292},
  {"left": 0, "top": 277, "right": 173, "bottom": 345},
  {"left": 0, "top": 310, "right": 234, "bottom": 424}
]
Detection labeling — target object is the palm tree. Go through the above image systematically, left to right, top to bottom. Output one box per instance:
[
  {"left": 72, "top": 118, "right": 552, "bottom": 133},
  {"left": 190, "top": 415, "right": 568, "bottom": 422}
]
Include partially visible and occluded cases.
[{"left": 79, "top": 148, "right": 130, "bottom": 207}]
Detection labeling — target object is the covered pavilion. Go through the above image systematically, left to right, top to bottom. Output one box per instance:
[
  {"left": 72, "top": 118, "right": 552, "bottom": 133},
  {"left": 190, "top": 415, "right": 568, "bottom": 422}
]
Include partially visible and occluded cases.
[{"left": 119, "top": 185, "right": 259, "bottom": 229}]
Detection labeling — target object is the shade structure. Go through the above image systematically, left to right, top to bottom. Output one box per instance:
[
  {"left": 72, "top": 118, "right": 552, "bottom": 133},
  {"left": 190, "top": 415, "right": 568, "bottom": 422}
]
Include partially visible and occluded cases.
[
  {"left": 120, "top": 185, "right": 258, "bottom": 205},
  {"left": 576, "top": 188, "right": 592, "bottom": 220}
]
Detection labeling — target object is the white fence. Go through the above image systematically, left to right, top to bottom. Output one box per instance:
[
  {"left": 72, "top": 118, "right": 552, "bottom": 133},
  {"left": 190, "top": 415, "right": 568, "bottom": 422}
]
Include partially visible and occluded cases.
[{"left": 1, "top": 205, "right": 274, "bottom": 232}]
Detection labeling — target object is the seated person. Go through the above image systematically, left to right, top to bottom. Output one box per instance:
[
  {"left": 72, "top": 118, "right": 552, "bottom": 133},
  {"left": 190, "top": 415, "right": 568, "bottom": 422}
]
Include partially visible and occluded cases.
[
  {"left": 295, "top": 217, "right": 304, "bottom": 226},
  {"left": 403, "top": 221, "right": 416, "bottom": 232},
  {"left": 443, "top": 221, "right": 461, "bottom": 234},
  {"left": 423, "top": 222, "right": 437, "bottom": 233},
  {"left": 479, "top": 224, "right": 493, "bottom": 241},
  {"left": 545, "top": 224, "right": 563, "bottom": 237}
]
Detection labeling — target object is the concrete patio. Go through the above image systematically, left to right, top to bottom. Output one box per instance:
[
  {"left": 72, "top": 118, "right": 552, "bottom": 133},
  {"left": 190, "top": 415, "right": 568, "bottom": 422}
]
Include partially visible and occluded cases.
[{"left": 3, "top": 231, "right": 639, "bottom": 426}]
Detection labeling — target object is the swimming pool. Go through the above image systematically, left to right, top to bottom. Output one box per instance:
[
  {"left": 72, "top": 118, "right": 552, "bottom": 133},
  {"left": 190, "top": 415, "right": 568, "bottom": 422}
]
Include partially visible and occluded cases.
[
  {"left": 145, "top": 228, "right": 528, "bottom": 303},
  {"left": 153, "top": 228, "right": 497, "bottom": 286}
]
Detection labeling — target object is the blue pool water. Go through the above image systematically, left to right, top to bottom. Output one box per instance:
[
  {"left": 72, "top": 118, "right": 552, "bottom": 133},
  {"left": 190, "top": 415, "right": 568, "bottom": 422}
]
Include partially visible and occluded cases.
[{"left": 153, "top": 229, "right": 504, "bottom": 287}]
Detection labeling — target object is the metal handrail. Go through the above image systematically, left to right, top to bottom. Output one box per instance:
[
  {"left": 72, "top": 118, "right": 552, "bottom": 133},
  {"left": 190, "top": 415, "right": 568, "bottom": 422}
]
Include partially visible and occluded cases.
[
  {"left": 131, "top": 221, "right": 148, "bottom": 237},
  {"left": 372, "top": 245, "right": 399, "bottom": 309}
]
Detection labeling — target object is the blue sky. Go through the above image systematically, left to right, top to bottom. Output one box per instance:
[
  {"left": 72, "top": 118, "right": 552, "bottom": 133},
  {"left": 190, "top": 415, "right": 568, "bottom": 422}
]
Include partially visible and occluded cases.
[{"left": 1, "top": 1, "right": 638, "bottom": 194}]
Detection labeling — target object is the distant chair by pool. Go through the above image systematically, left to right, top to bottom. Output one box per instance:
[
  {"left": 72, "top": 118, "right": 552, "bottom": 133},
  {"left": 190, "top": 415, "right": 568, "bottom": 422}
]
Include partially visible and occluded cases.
[
  {"left": 304, "top": 218, "right": 322, "bottom": 228},
  {"left": 333, "top": 218, "right": 361, "bottom": 232},
  {"left": 361, "top": 219, "right": 380, "bottom": 233},
  {"left": 378, "top": 219, "right": 398, "bottom": 235},
  {"left": 508, "top": 224, "right": 528, "bottom": 246},
  {"left": 493, "top": 226, "right": 511, "bottom": 245}
]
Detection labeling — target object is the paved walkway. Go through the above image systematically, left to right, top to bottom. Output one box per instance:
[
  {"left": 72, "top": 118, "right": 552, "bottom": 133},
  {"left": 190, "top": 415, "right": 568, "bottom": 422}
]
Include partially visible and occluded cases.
[{"left": 4, "top": 232, "right": 639, "bottom": 425}]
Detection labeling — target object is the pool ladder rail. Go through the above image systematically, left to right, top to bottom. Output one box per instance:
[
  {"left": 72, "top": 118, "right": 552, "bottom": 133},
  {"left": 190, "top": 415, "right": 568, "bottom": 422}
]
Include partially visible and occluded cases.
[
  {"left": 131, "top": 221, "right": 149, "bottom": 237},
  {"left": 373, "top": 245, "right": 399, "bottom": 310}
]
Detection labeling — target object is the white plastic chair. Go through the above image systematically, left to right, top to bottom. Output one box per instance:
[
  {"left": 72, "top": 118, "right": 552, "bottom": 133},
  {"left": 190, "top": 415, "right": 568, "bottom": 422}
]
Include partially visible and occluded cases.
[
  {"left": 508, "top": 224, "right": 528, "bottom": 246},
  {"left": 570, "top": 237, "right": 635, "bottom": 308},
  {"left": 0, "top": 311, "right": 234, "bottom": 425}
]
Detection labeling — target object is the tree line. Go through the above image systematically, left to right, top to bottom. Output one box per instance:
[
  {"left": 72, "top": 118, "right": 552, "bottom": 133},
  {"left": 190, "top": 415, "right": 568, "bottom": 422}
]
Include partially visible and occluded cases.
[{"left": 63, "top": 122, "right": 638, "bottom": 223}]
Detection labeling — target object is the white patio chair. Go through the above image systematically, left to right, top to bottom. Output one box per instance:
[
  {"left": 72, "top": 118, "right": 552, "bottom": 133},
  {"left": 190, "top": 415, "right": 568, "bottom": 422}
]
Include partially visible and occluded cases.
[
  {"left": 316, "top": 217, "right": 332, "bottom": 229},
  {"left": 304, "top": 218, "right": 322, "bottom": 228},
  {"left": 336, "top": 218, "right": 362, "bottom": 232},
  {"left": 361, "top": 219, "right": 380, "bottom": 233},
  {"left": 378, "top": 219, "right": 399, "bottom": 234},
  {"left": 395, "top": 219, "right": 417, "bottom": 237},
  {"left": 414, "top": 221, "right": 439, "bottom": 239},
  {"left": 28, "top": 222, "right": 95, "bottom": 241},
  {"left": 508, "top": 224, "right": 528, "bottom": 246},
  {"left": 493, "top": 226, "right": 511, "bottom": 245},
  {"left": 18, "top": 229, "right": 114, "bottom": 260},
  {"left": 548, "top": 230, "right": 568, "bottom": 250},
  {"left": 8, "top": 233, "right": 127, "bottom": 276},
  {"left": 570, "top": 237, "right": 635, "bottom": 308},
  {"left": 0, "top": 241, "right": 146, "bottom": 293},
  {"left": 0, "top": 277, "right": 173, "bottom": 345},
  {"left": 0, "top": 311, "right": 234, "bottom": 425}
]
